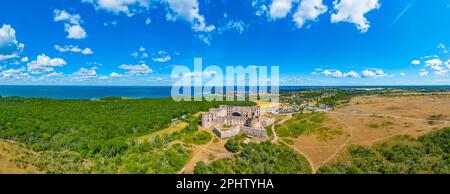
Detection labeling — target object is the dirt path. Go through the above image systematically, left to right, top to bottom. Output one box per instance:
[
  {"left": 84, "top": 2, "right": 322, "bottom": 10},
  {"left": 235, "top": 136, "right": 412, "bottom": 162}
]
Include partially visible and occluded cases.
[
  {"left": 311, "top": 111, "right": 450, "bottom": 171},
  {"left": 271, "top": 113, "right": 316, "bottom": 174},
  {"left": 271, "top": 113, "right": 292, "bottom": 143},
  {"left": 316, "top": 115, "right": 354, "bottom": 171},
  {"left": 178, "top": 139, "right": 214, "bottom": 174}
]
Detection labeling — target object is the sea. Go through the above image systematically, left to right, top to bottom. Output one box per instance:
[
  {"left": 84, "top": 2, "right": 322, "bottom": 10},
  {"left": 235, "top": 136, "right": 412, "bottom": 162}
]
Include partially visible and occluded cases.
[{"left": 0, "top": 85, "right": 449, "bottom": 100}]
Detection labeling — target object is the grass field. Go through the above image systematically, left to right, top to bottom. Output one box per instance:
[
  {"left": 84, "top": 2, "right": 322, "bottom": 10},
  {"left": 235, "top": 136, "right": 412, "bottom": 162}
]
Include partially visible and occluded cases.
[
  {"left": 282, "top": 94, "right": 450, "bottom": 172},
  {"left": 137, "top": 122, "right": 188, "bottom": 143},
  {"left": 0, "top": 139, "right": 41, "bottom": 174}
]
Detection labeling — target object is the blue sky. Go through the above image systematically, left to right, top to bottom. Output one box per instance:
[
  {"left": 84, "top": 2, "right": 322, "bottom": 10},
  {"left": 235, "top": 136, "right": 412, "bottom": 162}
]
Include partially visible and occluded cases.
[{"left": 0, "top": 0, "right": 450, "bottom": 85}]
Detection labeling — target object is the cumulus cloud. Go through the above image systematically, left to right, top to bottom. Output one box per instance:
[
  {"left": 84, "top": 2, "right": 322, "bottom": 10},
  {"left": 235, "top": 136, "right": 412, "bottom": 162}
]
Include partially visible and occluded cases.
[
  {"left": 82, "top": 0, "right": 150, "bottom": 16},
  {"left": 162, "top": 0, "right": 215, "bottom": 33},
  {"left": 252, "top": 0, "right": 270, "bottom": 17},
  {"left": 269, "top": 0, "right": 294, "bottom": 19},
  {"left": 293, "top": 0, "right": 327, "bottom": 28},
  {"left": 331, "top": 0, "right": 381, "bottom": 33},
  {"left": 54, "top": 9, "right": 87, "bottom": 39},
  {"left": 54, "top": 9, "right": 82, "bottom": 25},
  {"left": 145, "top": 18, "right": 152, "bottom": 25},
  {"left": 0, "top": 24, "right": 24, "bottom": 61},
  {"left": 64, "top": 24, "right": 87, "bottom": 39},
  {"left": 438, "top": 43, "right": 448, "bottom": 54},
  {"left": 54, "top": 45, "right": 94, "bottom": 55},
  {"left": 131, "top": 46, "right": 148, "bottom": 59},
  {"left": 81, "top": 48, "right": 94, "bottom": 55},
  {"left": 152, "top": 50, "right": 171, "bottom": 63},
  {"left": 27, "top": 54, "right": 67, "bottom": 74},
  {"left": 20, "top": 57, "right": 29, "bottom": 63},
  {"left": 424, "top": 58, "right": 450, "bottom": 76},
  {"left": 411, "top": 59, "right": 421, "bottom": 65},
  {"left": 119, "top": 64, "right": 152, "bottom": 75},
  {"left": 0, "top": 67, "right": 30, "bottom": 80},
  {"left": 73, "top": 67, "right": 97, "bottom": 78},
  {"left": 321, "top": 69, "right": 360, "bottom": 78},
  {"left": 361, "top": 69, "right": 389, "bottom": 78},
  {"left": 419, "top": 69, "right": 429, "bottom": 77},
  {"left": 45, "top": 72, "right": 63, "bottom": 77},
  {"left": 110, "top": 72, "right": 122, "bottom": 78},
  {"left": 400, "top": 72, "right": 406, "bottom": 76}
]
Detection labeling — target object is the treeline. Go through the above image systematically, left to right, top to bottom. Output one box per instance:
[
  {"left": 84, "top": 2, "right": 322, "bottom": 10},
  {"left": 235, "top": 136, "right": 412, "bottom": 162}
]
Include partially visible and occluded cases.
[
  {"left": 0, "top": 96, "right": 254, "bottom": 173},
  {"left": 318, "top": 127, "right": 450, "bottom": 174},
  {"left": 194, "top": 141, "right": 312, "bottom": 174}
]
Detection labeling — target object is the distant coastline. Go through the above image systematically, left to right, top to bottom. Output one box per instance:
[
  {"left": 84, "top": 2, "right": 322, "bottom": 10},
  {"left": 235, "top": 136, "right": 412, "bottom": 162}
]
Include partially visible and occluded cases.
[{"left": 0, "top": 85, "right": 450, "bottom": 99}]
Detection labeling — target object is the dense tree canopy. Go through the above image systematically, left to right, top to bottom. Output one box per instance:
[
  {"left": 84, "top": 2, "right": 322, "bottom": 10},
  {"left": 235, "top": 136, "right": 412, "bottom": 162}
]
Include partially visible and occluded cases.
[
  {"left": 0, "top": 96, "right": 254, "bottom": 173},
  {"left": 194, "top": 141, "right": 312, "bottom": 174}
]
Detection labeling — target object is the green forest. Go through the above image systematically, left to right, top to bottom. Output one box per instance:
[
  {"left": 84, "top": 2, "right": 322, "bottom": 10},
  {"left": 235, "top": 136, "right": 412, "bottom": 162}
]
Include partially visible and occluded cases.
[
  {"left": 0, "top": 96, "right": 253, "bottom": 173},
  {"left": 318, "top": 127, "right": 450, "bottom": 174},
  {"left": 194, "top": 141, "right": 312, "bottom": 174}
]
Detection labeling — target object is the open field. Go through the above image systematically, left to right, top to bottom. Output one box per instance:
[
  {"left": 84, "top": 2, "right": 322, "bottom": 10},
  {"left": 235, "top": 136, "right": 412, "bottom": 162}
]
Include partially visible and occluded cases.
[
  {"left": 283, "top": 94, "right": 450, "bottom": 172},
  {"left": 138, "top": 121, "right": 188, "bottom": 143},
  {"left": 178, "top": 126, "right": 234, "bottom": 174},
  {"left": 0, "top": 139, "right": 41, "bottom": 174}
]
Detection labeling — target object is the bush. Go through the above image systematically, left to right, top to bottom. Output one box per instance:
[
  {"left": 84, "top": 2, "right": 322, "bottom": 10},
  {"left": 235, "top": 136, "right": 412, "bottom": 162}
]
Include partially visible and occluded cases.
[{"left": 224, "top": 139, "right": 242, "bottom": 153}]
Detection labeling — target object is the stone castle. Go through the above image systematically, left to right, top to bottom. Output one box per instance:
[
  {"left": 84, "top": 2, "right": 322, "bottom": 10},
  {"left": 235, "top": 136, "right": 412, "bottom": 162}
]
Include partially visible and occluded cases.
[{"left": 201, "top": 105, "right": 270, "bottom": 138}]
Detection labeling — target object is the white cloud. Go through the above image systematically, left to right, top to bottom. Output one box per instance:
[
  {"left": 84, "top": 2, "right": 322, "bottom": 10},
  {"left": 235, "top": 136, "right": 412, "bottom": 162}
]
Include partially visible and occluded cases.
[
  {"left": 82, "top": 0, "right": 150, "bottom": 16},
  {"left": 162, "top": 0, "right": 215, "bottom": 33},
  {"left": 252, "top": 0, "right": 269, "bottom": 17},
  {"left": 269, "top": 0, "right": 294, "bottom": 19},
  {"left": 293, "top": 0, "right": 327, "bottom": 28},
  {"left": 331, "top": 0, "right": 381, "bottom": 33},
  {"left": 54, "top": 9, "right": 82, "bottom": 25},
  {"left": 54, "top": 10, "right": 87, "bottom": 39},
  {"left": 145, "top": 18, "right": 151, "bottom": 25},
  {"left": 103, "top": 20, "right": 118, "bottom": 27},
  {"left": 218, "top": 20, "right": 248, "bottom": 34},
  {"left": 0, "top": 24, "right": 24, "bottom": 61},
  {"left": 64, "top": 24, "right": 87, "bottom": 39},
  {"left": 195, "top": 33, "right": 211, "bottom": 45},
  {"left": 438, "top": 43, "right": 448, "bottom": 54},
  {"left": 54, "top": 45, "right": 93, "bottom": 55},
  {"left": 131, "top": 47, "right": 148, "bottom": 59},
  {"left": 82, "top": 48, "right": 94, "bottom": 55},
  {"left": 152, "top": 50, "right": 171, "bottom": 63},
  {"left": 27, "top": 54, "right": 67, "bottom": 74},
  {"left": 153, "top": 56, "right": 171, "bottom": 63},
  {"left": 20, "top": 57, "right": 29, "bottom": 63},
  {"left": 425, "top": 58, "right": 449, "bottom": 76},
  {"left": 411, "top": 59, "right": 421, "bottom": 65},
  {"left": 119, "top": 64, "right": 152, "bottom": 75},
  {"left": 0, "top": 67, "right": 30, "bottom": 80},
  {"left": 73, "top": 67, "right": 97, "bottom": 79},
  {"left": 321, "top": 69, "right": 360, "bottom": 78},
  {"left": 361, "top": 69, "right": 389, "bottom": 78},
  {"left": 419, "top": 69, "right": 429, "bottom": 77},
  {"left": 345, "top": 70, "right": 360, "bottom": 78},
  {"left": 45, "top": 72, "right": 63, "bottom": 77},
  {"left": 110, "top": 72, "right": 122, "bottom": 78},
  {"left": 400, "top": 72, "right": 406, "bottom": 76}
]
